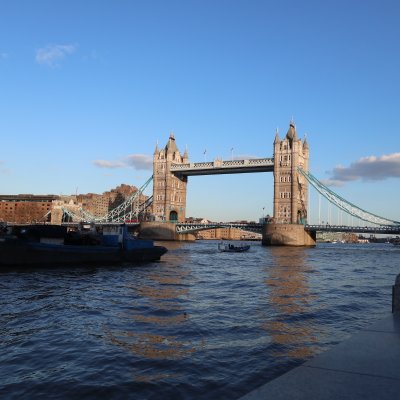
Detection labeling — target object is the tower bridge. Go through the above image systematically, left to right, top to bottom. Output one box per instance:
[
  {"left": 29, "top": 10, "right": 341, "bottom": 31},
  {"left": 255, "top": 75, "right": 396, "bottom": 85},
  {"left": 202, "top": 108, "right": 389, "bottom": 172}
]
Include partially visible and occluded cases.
[
  {"left": 61, "top": 120, "right": 399, "bottom": 246},
  {"left": 145, "top": 120, "right": 314, "bottom": 245},
  {"left": 152, "top": 123, "right": 309, "bottom": 229}
]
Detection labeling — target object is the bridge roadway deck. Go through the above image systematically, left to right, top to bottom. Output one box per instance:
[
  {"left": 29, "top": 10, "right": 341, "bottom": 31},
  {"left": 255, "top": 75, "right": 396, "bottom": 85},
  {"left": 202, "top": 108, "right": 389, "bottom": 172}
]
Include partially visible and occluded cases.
[
  {"left": 170, "top": 158, "right": 274, "bottom": 176},
  {"left": 59, "top": 222, "right": 400, "bottom": 236},
  {"left": 175, "top": 223, "right": 400, "bottom": 235},
  {"left": 239, "top": 312, "right": 400, "bottom": 400}
]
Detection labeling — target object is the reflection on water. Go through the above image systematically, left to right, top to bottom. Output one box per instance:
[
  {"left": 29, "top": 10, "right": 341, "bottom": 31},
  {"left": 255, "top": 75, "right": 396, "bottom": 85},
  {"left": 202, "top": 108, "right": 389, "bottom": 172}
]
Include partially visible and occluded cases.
[
  {"left": 103, "top": 242, "right": 197, "bottom": 383},
  {"left": 262, "top": 247, "right": 322, "bottom": 360},
  {"left": 105, "top": 330, "right": 195, "bottom": 360}
]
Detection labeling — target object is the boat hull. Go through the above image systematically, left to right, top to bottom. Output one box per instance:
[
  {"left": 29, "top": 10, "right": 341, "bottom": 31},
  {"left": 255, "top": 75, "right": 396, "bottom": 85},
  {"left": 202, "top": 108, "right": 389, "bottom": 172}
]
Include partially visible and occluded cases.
[
  {"left": 0, "top": 239, "right": 167, "bottom": 267},
  {"left": 218, "top": 244, "right": 250, "bottom": 252}
]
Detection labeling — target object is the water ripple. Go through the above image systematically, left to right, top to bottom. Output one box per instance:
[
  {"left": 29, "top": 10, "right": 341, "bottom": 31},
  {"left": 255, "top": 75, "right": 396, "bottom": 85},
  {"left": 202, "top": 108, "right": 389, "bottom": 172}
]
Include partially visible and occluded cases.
[{"left": 0, "top": 242, "right": 398, "bottom": 399}]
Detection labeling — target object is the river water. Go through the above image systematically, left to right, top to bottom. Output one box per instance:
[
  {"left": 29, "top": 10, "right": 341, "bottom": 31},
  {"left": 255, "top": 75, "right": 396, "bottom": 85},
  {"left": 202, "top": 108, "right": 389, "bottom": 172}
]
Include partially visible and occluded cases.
[{"left": 1, "top": 241, "right": 399, "bottom": 399}]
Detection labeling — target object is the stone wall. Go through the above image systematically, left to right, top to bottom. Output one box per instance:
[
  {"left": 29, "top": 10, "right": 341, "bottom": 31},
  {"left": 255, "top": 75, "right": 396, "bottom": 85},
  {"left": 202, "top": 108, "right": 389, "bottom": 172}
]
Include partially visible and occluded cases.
[
  {"left": 139, "top": 221, "right": 196, "bottom": 241},
  {"left": 262, "top": 223, "right": 316, "bottom": 246}
]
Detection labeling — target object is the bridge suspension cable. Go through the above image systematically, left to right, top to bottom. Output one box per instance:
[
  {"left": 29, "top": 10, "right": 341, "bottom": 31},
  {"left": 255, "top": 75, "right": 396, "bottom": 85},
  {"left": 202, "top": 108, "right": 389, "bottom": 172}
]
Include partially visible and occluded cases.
[
  {"left": 298, "top": 168, "right": 400, "bottom": 226},
  {"left": 98, "top": 175, "right": 153, "bottom": 222},
  {"left": 62, "top": 176, "right": 154, "bottom": 223}
]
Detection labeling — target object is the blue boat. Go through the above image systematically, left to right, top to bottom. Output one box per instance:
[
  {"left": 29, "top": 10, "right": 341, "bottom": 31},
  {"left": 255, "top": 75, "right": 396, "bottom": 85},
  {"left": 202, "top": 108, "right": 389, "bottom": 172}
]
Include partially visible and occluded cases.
[{"left": 0, "top": 224, "right": 167, "bottom": 267}]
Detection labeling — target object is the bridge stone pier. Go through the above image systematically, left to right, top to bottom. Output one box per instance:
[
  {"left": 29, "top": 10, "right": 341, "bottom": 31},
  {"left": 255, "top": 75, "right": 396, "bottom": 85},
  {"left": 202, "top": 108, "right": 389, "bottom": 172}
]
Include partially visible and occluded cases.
[
  {"left": 149, "top": 121, "right": 316, "bottom": 246},
  {"left": 139, "top": 221, "right": 196, "bottom": 241},
  {"left": 262, "top": 223, "right": 316, "bottom": 246}
]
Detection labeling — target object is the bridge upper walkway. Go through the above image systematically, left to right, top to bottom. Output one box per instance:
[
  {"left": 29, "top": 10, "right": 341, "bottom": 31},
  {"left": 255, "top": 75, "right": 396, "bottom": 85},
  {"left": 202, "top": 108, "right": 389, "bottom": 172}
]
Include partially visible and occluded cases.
[{"left": 170, "top": 158, "right": 274, "bottom": 176}]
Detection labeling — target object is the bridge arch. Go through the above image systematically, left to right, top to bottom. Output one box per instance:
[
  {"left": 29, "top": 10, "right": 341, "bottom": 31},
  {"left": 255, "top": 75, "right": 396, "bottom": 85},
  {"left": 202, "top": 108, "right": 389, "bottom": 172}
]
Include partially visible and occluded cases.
[{"left": 169, "top": 210, "right": 178, "bottom": 221}]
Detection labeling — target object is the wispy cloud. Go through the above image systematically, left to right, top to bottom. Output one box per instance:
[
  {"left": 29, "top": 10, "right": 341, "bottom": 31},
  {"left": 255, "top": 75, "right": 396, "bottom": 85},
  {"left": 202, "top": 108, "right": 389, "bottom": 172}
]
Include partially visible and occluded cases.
[
  {"left": 35, "top": 44, "right": 76, "bottom": 67},
  {"left": 82, "top": 49, "right": 100, "bottom": 62},
  {"left": 326, "top": 153, "right": 400, "bottom": 185},
  {"left": 93, "top": 154, "right": 152, "bottom": 171},
  {"left": 125, "top": 154, "right": 152, "bottom": 170},
  {"left": 93, "top": 160, "right": 126, "bottom": 169},
  {"left": 0, "top": 161, "right": 10, "bottom": 174},
  {"left": 320, "top": 179, "right": 345, "bottom": 188}
]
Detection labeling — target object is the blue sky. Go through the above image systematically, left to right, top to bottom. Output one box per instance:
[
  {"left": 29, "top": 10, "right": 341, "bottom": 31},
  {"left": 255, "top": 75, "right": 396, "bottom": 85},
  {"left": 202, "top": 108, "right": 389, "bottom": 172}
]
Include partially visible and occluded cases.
[{"left": 1, "top": 0, "right": 400, "bottom": 223}]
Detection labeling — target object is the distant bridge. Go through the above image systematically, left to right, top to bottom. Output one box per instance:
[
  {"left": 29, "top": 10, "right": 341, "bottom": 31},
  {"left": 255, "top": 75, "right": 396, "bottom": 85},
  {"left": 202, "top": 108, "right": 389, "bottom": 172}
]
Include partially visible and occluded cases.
[{"left": 305, "top": 224, "right": 400, "bottom": 235}]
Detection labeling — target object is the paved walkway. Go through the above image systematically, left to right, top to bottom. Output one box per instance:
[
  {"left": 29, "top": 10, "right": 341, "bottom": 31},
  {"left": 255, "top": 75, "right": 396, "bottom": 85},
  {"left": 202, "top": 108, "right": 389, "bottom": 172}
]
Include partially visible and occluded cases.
[{"left": 239, "top": 313, "right": 400, "bottom": 400}]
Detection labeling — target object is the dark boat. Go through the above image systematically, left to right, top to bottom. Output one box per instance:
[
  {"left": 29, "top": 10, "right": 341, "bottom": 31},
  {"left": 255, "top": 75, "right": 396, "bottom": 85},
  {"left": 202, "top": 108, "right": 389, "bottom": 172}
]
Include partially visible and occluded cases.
[
  {"left": 0, "top": 224, "right": 167, "bottom": 267},
  {"left": 393, "top": 237, "right": 400, "bottom": 246},
  {"left": 218, "top": 242, "right": 250, "bottom": 253}
]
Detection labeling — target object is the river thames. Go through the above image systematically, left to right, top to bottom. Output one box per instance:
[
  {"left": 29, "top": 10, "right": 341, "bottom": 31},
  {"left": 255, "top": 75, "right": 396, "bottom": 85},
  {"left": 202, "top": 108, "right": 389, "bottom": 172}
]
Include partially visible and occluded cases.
[{"left": 1, "top": 241, "right": 399, "bottom": 399}]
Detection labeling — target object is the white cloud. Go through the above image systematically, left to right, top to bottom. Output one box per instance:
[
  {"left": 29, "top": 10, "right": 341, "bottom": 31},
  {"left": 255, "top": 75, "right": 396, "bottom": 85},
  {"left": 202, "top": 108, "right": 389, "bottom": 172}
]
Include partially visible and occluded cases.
[
  {"left": 35, "top": 44, "right": 76, "bottom": 66},
  {"left": 82, "top": 49, "right": 100, "bottom": 62},
  {"left": 327, "top": 152, "right": 400, "bottom": 185},
  {"left": 93, "top": 154, "right": 152, "bottom": 171},
  {"left": 125, "top": 154, "right": 153, "bottom": 170},
  {"left": 93, "top": 160, "right": 125, "bottom": 169},
  {"left": 320, "top": 179, "right": 345, "bottom": 188}
]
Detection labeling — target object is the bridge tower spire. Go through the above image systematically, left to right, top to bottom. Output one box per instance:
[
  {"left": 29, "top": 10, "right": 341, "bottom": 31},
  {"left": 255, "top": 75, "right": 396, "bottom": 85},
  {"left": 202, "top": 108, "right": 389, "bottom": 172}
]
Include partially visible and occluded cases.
[
  {"left": 273, "top": 120, "right": 309, "bottom": 224},
  {"left": 152, "top": 133, "right": 188, "bottom": 222}
]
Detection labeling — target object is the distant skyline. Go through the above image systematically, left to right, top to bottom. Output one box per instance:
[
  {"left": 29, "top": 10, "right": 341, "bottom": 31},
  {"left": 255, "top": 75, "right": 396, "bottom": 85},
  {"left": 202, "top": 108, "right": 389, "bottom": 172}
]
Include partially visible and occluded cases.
[{"left": 1, "top": 0, "right": 400, "bottom": 223}]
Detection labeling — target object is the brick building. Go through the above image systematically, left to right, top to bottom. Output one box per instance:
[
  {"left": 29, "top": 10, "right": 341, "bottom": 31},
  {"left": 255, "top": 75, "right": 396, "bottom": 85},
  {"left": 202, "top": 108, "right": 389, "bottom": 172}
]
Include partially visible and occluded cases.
[
  {"left": 1, "top": 184, "right": 146, "bottom": 224},
  {"left": 76, "top": 184, "right": 140, "bottom": 218},
  {"left": 0, "top": 194, "right": 59, "bottom": 224},
  {"left": 197, "top": 227, "right": 261, "bottom": 240}
]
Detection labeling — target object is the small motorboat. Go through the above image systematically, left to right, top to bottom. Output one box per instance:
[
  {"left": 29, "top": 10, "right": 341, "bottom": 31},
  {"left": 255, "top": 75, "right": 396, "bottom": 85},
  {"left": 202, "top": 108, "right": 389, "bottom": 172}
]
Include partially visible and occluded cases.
[{"left": 218, "top": 242, "right": 250, "bottom": 253}]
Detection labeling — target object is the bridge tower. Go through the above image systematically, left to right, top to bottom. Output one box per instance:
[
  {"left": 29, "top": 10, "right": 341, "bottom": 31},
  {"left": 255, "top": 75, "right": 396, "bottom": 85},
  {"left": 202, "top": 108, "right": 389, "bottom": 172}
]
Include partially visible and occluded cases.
[
  {"left": 263, "top": 120, "right": 314, "bottom": 246},
  {"left": 273, "top": 120, "right": 309, "bottom": 224},
  {"left": 152, "top": 134, "right": 188, "bottom": 222}
]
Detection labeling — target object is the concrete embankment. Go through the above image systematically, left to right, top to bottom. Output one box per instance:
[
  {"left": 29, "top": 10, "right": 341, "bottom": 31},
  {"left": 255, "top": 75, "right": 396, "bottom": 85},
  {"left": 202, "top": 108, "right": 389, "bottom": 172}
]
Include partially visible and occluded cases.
[{"left": 239, "top": 277, "right": 400, "bottom": 400}]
